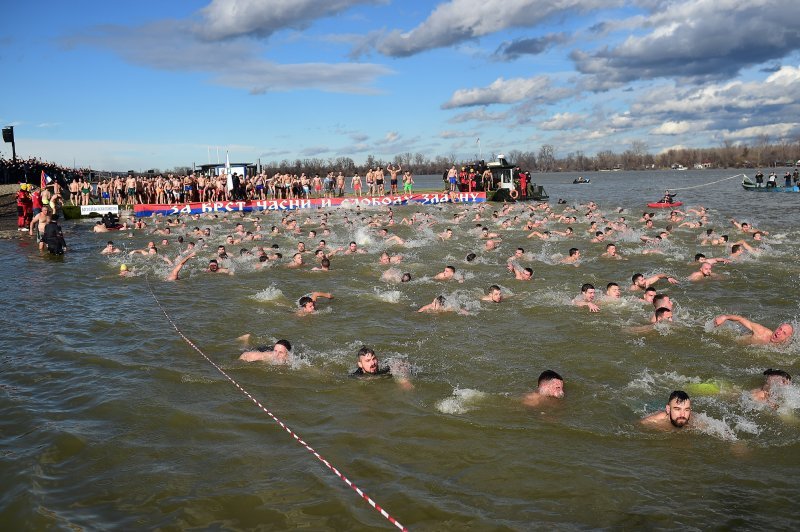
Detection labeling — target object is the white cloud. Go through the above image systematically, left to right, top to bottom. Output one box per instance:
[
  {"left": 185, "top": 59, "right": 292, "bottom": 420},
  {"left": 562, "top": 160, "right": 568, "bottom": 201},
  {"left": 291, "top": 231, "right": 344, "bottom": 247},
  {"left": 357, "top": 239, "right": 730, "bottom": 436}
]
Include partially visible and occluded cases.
[
  {"left": 199, "top": 0, "right": 383, "bottom": 40},
  {"left": 375, "top": 0, "right": 615, "bottom": 57},
  {"left": 573, "top": 0, "right": 800, "bottom": 84},
  {"left": 65, "top": 21, "right": 392, "bottom": 95},
  {"left": 442, "top": 76, "right": 554, "bottom": 108},
  {"left": 447, "top": 108, "right": 508, "bottom": 124},
  {"left": 539, "top": 112, "right": 588, "bottom": 130},
  {"left": 651, "top": 120, "right": 693, "bottom": 135},
  {"left": 721, "top": 123, "right": 798, "bottom": 140},
  {"left": 439, "top": 130, "right": 478, "bottom": 139}
]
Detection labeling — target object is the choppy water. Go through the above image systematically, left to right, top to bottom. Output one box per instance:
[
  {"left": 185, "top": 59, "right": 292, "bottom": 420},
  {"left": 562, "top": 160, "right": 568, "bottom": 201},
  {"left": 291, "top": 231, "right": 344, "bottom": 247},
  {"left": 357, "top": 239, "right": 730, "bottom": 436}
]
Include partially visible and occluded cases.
[{"left": 3, "top": 169, "right": 800, "bottom": 530}]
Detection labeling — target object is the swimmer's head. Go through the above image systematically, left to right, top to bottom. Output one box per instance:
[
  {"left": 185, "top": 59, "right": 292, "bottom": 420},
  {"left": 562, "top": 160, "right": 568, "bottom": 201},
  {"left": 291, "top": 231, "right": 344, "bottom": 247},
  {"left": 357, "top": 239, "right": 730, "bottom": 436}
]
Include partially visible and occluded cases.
[
  {"left": 466, "top": 253, "right": 477, "bottom": 262},
  {"left": 120, "top": 264, "right": 128, "bottom": 272},
  {"left": 401, "top": 273, "right": 412, "bottom": 283},
  {"left": 487, "top": 285, "right": 502, "bottom": 303},
  {"left": 643, "top": 286, "right": 657, "bottom": 303},
  {"left": 298, "top": 296, "right": 315, "bottom": 311},
  {"left": 655, "top": 307, "right": 673, "bottom": 322},
  {"left": 771, "top": 323, "right": 794, "bottom": 344},
  {"left": 273, "top": 339, "right": 292, "bottom": 362},
  {"left": 356, "top": 346, "right": 379, "bottom": 374},
  {"left": 763, "top": 368, "right": 791, "bottom": 388},
  {"left": 537, "top": 370, "right": 564, "bottom": 398},
  {"left": 666, "top": 390, "right": 691, "bottom": 428}
]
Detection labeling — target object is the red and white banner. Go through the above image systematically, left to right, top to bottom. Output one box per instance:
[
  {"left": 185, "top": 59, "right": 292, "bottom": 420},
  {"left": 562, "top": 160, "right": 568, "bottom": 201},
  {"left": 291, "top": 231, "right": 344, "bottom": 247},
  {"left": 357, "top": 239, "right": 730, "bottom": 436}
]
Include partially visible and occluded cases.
[{"left": 134, "top": 192, "right": 486, "bottom": 217}]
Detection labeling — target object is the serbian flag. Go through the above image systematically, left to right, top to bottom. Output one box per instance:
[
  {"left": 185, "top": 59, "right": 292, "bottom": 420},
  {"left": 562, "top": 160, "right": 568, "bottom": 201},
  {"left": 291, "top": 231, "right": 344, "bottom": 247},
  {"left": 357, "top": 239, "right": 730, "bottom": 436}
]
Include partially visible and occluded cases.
[{"left": 40, "top": 170, "right": 52, "bottom": 189}]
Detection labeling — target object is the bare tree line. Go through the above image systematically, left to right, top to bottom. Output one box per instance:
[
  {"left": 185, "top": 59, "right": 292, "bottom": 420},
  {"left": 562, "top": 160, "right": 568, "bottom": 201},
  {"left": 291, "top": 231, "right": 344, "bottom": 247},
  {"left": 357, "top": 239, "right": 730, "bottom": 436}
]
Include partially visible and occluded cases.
[{"left": 161, "top": 138, "right": 800, "bottom": 176}]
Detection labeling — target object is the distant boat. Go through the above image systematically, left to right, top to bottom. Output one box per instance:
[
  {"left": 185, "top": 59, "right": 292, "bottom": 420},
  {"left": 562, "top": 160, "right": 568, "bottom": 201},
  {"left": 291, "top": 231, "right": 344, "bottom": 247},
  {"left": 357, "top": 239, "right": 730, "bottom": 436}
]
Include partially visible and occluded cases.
[
  {"left": 671, "top": 164, "right": 688, "bottom": 171},
  {"left": 742, "top": 174, "right": 800, "bottom": 192},
  {"left": 572, "top": 177, "right": 591, "bottom": 184},
  {"left": 647, "top": 201, "right": 683, "bottom": 208}
]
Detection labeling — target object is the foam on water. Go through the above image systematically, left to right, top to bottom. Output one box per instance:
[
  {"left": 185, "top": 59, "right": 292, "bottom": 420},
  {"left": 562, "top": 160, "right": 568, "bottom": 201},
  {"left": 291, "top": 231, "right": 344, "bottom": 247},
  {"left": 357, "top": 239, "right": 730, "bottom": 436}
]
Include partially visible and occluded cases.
[
  {"left": 250, "top": 285, "right": 286, "bottom": 303},
  {"left": 372, "top": 288, "right": 403, "bottom": 303},
  {"left": 436, "top": 388, "right": 487, "bottom": 415},
  {"left": 692, "top": 412, "right": 737, "bottom": 441}
]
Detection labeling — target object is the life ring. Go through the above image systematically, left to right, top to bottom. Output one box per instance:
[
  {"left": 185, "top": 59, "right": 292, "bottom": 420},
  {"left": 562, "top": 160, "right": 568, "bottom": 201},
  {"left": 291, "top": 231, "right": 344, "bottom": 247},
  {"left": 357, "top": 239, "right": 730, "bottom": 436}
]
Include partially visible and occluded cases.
[{"left": 509, "top": 189, "right": 519, "bottom": 200}]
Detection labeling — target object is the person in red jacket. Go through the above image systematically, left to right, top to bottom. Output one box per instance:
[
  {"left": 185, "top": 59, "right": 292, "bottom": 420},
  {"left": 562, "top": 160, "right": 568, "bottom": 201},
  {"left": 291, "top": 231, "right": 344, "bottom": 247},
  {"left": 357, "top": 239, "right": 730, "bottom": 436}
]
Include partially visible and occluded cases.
[{"left": 16, "top": 184, "right": 33, "bottom": 231}]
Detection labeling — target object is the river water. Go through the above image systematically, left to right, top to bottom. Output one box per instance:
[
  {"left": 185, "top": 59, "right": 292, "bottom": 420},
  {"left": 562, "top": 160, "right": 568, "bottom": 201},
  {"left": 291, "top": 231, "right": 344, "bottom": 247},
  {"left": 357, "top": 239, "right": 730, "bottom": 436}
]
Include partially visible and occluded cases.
[{"left": 2, "top": 169, "right": 800, "bottom": 530}]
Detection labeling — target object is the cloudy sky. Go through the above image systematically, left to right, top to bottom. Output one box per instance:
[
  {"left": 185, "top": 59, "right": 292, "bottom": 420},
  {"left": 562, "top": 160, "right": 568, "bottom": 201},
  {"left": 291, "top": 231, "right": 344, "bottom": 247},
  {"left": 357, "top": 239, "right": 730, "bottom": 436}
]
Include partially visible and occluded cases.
[{"left": 2, "top": 0, "right": 798, "bottom": 170}]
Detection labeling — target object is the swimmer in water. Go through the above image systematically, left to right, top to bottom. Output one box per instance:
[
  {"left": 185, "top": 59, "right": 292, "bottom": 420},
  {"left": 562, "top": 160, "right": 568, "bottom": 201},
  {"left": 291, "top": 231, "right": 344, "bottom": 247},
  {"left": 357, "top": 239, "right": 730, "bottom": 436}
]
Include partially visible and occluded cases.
[
  {"left": 101, "top": 241, "right": 121, "bottom": 254},
  {"left": 601, "top": 243, "right": 625, "bottom": 259},
  {"left": 561, "top": 248, "right": 581, "bottom": 265},
  {"left": 166, "top": 252, "right": 196, "bottom": 281},
  {"left": 379, "top": 252, "right": 402, "bottom": 265},
  {"left": 311, "top": 257, "right": 331, "bottom": 271},
  {"left": 206, "top": 258, "right": 232, "bottom": 274},
  {"left": 687, "top": 261, "right": 719, "bottom": 281},
  {"left": 507, "top": 263, "right": 533, "bottom": 281},
  {"left": 434, "top": 265, "right": 462, "bottom": 282},
  {"left": 381, "top": 268, "right": 411, "bottom": 283},
  {"left": 629, "top": 272, "right": 678, "bottom": 291},
  {"left": 604, "top": 282, "right": 621, "bottom": 300},
  {"left": 573, "top": 283, "right": 600, "bottom": 312},
  {"left": 481, "top": 284, "right": 504, "bottom": 303},
  {"left": 296, "top": 292, "right": 334, "bottom": 316},
  {"left": 418, "top": 294, "right": 466, "bottom": 314},
  {"left": 649, "top": 294, "right": 673, "bottom": 323},
  {"left": 627, "top": 307, "right": 673, "bottom": 334},
  {"left": 712, "top": 314, "right": 794, "bottom": 345},
  {"left": 239, "top": 339, "right": 292, "bottom": 364},
  {"left": 351, "top": 346, "right": 412, "bottom": 389},
  {"left": 751, "top": 369, "right": 792, "bottom": 408},
  {"left": 523, "top": 370, "right": 565, "bottom": 407},
  {"left": 640, "top": 390, "right": 692, "bottom": 429}
]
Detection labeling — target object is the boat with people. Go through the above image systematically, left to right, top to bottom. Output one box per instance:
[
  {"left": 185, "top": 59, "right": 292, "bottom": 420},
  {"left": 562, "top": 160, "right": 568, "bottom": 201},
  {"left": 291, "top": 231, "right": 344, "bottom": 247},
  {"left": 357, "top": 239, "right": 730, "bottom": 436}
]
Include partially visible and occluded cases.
[
  {"left": 482, "top": 155, "right": 548, "bottom": 202},
  {"left": 742, "top": 174, "right": 800, "bottom": 192},
  {"left": 572, "top": 177, "right": 590, "bottom": 184},
  {"left": 647, "top": 190, "right": 683, "bottom": 208},
  {"left": 647, "top": 201, "right": 683, "bottom": 208}
]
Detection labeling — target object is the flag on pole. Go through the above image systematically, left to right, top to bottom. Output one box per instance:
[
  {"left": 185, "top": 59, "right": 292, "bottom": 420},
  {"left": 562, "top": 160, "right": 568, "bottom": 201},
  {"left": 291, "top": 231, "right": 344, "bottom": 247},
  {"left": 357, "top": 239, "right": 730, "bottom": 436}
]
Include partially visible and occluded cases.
[{"left": 40, "top": 170, "right": 52, "bottom": 189}]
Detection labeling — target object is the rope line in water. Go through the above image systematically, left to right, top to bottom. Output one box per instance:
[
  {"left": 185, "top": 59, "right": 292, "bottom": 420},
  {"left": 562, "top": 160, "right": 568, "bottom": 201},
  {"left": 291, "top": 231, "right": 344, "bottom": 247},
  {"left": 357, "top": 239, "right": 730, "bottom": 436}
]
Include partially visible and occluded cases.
[
  {"left": 669, "top": 173, "right": 745, "bottom": 191},
  {"left": 145, "top": 277, "right": 407, "bottom": 531}
]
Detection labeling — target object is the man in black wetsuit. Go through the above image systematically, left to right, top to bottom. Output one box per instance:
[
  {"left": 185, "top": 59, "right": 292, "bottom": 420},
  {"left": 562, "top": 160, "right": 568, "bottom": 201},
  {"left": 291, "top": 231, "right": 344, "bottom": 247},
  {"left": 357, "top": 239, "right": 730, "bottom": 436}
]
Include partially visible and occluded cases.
[{"left": 42, "top": 220, "right": 67, "bottom": 255}]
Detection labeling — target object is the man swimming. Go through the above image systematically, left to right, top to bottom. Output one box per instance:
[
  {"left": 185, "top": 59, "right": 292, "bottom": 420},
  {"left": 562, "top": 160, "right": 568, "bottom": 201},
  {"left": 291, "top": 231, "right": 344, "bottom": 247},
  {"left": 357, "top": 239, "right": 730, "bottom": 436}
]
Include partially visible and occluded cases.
[
  {"left": 687, "top": 261, "right": 719, "bottom": 281},
  {"left": 629, "top": 272, "right": 678, "bottom": 291},
  {"left": 573, "top": 283, "right": 600, "bottom": 312},
  {"left": 481, "top": 285, "right": 504, "bottom": 303},
  {"left": 296, "top": 292, "right": 334, "bottom": 316},
  {"left": 713, "top": 314, "right": 794, "bottom": 345},
  {"left": 239, "top": 339, "right": 292, "bottom": 364},
  {"left": 351, "top": 346, "right": 412, "bottom": 389},
  {"left": 751, "top": 369, "right": 792, "bottom": 408},
  {"left": 523, "top": 370, "right": 565, "bottom": 407},
  {"left": 640, "top": 390, "right": 692, "bottom": 429}
]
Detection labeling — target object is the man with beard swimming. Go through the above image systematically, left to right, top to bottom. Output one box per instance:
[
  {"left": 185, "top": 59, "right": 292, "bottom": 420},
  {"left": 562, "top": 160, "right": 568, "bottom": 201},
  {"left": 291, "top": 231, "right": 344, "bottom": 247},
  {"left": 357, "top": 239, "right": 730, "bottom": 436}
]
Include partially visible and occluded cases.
[{"left": 640, "top": 390, "right": 692, "bottom": 429}]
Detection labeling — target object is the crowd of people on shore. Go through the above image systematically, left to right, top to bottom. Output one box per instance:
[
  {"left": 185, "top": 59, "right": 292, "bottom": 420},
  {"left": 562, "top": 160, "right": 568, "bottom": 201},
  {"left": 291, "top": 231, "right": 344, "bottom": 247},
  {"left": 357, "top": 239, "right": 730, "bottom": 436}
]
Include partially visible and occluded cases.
[
  {"left": 1, "top": 156, "right": 87, "bottom": 187},
  {"left": 68, "top": 164, "right": 419, "bottom": 206},
  {"left": 64, "top": 193, "right": 795, "bottom": 433}
]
